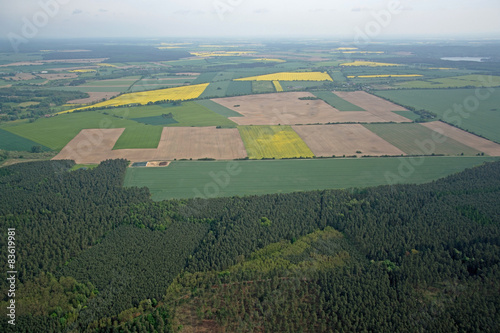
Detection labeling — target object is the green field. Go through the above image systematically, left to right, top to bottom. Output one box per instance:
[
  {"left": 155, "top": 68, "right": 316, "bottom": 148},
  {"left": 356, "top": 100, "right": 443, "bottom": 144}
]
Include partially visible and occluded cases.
[
  {"left": 395, "top": 75, "right": 500, "bottom": 89},
  {"left": 198, "top": 80, "right": 231, "bottom": 98},
  {"left": 226, "top": 81, "right": 252, "bottom": 96},
  {"left": 252, "top": 81, "right": 275, "bottom": 94},
  {"left": 281, "top": 81, "right": 325, "bottom": 91},
  {"left": 375, "top": 89, "right": 500, "bottom": 143},
  {"left": 312, "top": 91, "right": 365, "bottom": 111},
  {"left": 194, "top": 100, "right": 243, "bottom": 117},
  {"left": 1, "top": 102, "right": 236, "bottom": 150},
  {"left": 102, "top": 102, "right": 237, "bottom": 127},
  {"left": 392, "top": 111, "right": 420, "bottom": 121},
  {"left": 1, "top": 112, "right": 145, "bottom": 150},
  {"left": 131, "top": 115, "right": 179, "bottom": 125},
  {"left": 364, "top": 123, "right": 482, "bottom": 156},
  {"left": 238, "top": 125, "right": 314, "bottom": 159},
  {"left": 113, "top": 126, "right": 163, "bottom": 149},
  {"left": 0, "top": 128, "right": 51, "bottom": 151},
  {"left": 123, "top": 157, "right": 499, "bottom": 200}
]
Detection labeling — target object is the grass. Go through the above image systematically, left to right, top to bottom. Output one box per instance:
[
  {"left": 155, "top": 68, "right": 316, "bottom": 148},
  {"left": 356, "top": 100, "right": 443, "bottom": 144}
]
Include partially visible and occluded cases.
[
  {"left": 252, "top": 81, "right": 275, "bottom": 94},
  {"left": 273, "top": 81, "right": 283, "bottom": 92},
  {"left": 374, "top": 89, "right": 500, "bottom": 143},
  {"left": 312, "top": 91, "right": 365, "bottom": 111},
  {"left": 194, "top": 100, "right": 243, "bottom": 117},
  {"left": 364, "top": 123, "right": 482, "bottom": 156},
  {"left": 238, "top": 126, "right": 314, "bottom": 159},
  {"left": 0, "top": 128, "right": 51, "bottom": 152},
  {"left": 123, "top": 157, "right": 499, "bottom": 200},
  {"left": 70, "top": 164, "right": 99, "bottom": 171}
]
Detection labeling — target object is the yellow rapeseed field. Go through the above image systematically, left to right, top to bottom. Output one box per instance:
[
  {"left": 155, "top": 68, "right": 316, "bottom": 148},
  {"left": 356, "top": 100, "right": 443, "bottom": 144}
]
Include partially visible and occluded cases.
[
  {"left": 340, "top": 61, "right": 402, "bottom": 67},
  {"left": 98, "top": 63, "right": 118, "bottom": 67},
  {"left": 70, "top": 69, "right": 96, "bottom": 73},
  {"left": 235, "top": 72, "right": 333, "bottom": 82},
  {"left": 273, "top": 81, "right": 284, "bottom": 92},
  {"left": 58, "top": 83, "right": 210, "bottom": 114},
  {"left": 238, "top": 126, "right": 314, "bottom": 159}
]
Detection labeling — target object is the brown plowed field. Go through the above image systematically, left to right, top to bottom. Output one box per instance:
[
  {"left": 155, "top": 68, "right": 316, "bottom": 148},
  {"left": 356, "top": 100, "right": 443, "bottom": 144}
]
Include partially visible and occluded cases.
[
  {"left": 213, "top": 91, "right": 411, "bottom": 125},
  {"left": 333, "top": 91, "right": 411, "bottom": 122},
  {"left": 67, "top": 92, "right": 121, "bottom": 104},
  {"left": 422, "top": 121, "right": 500, "bottom": 156},
  {"left": 293, "top": 124, "right": 405, "bottom": 157},
  {"left": 53, "top": 127, "right": 247, "bottom": 164},
  {"left": 154, "top": 127, "right": 247, "bottom": 160}
]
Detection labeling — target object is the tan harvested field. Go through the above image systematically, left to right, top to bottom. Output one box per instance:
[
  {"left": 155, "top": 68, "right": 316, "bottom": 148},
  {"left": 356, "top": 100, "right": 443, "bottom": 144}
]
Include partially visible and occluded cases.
[
  {"left": 4, "top": 73, "right": 38, "bottom": 81},
  {"left": 38, "top": 73, "right": 78, "bottom": 80},
  {"left": 333, "top": 91, "right": 410, "bottom": 122},
  {"left": 67, "top": 92, "right": 121, "bottom": 104},
  {"left": 213, "top": 92, "right": 411, "bottom": 125},
  {"left": 214, "top": 92, "right": 383, "bottom": 125},
  {"left": 422, "top": 121, "right": 500, "bottom": 156},
  {"left": 293, "top": 124, "right": 405, "bottom": 157},
  {"left": 53, "top": 127, "right": 247, "bottom": 164},
  {"left": 154, "top": 127, "right": 247, "bottom": 160},
  {"left": 52, "top": 128, "right": 129, "bottom": 164}
]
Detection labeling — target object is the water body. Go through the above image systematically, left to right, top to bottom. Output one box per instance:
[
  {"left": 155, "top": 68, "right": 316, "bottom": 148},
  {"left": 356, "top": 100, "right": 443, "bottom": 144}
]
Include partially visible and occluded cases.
[{"left": 441, "top": 57, "right": 489, "bottom": 62}]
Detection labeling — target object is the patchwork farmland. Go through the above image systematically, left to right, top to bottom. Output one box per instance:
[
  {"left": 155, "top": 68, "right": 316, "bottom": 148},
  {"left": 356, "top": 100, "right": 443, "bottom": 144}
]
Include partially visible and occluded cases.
[{"left": 293, "top": 124, "right": 405, "bottom": 157}]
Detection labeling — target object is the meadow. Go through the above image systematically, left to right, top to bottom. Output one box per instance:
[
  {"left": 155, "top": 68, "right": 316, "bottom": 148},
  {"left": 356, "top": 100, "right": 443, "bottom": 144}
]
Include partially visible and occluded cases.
[
  {"left": 374, "top": 89, "right": 500, "bottom": 143},
  {"left": 238, "top": 125, "right": 314, "bottom": 159},
  {"left": 123, "top": 157, "right": 499, "bottom": 200}
]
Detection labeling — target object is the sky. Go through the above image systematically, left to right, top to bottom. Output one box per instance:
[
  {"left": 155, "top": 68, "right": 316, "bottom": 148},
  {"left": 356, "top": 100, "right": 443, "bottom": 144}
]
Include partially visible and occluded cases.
[{"left": 1, "top": 0, "right": 500, "bottom": 40}]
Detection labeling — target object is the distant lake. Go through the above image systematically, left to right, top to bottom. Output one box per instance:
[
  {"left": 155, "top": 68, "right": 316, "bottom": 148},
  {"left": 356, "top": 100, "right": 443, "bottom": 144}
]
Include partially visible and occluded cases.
[{"left": 441, "top": 57, "right": 489, "bottom": 62}]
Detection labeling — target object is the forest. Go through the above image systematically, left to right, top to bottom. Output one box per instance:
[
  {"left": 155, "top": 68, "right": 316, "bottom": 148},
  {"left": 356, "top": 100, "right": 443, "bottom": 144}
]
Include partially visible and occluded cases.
[{"left": 0, "top": 159, "right": 499, "bottom": 332}]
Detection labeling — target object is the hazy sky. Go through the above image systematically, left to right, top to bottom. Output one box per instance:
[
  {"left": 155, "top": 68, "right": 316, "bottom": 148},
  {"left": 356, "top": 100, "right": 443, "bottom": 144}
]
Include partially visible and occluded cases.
[{"left": 1, "top": 0, "right": 500, "bottom": 40}]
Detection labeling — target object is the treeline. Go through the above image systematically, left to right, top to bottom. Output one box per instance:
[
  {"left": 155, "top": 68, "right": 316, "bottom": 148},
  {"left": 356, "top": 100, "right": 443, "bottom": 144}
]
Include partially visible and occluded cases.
[{"left": 1, "top": 159, "right": 500, "bottom": 332}]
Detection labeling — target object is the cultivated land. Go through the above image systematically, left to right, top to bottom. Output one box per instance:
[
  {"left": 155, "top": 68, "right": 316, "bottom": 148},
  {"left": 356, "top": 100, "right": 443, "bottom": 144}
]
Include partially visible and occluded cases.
[
  {"left": 61, "top": 83, "right": 210, "bottom": 113},
  {"left": 374, "top": 89, "right": 500, "bottom": 143},
  {"left": 333, "top": 91, "right": 411, "bottom": 122},
  {"left": 213, "top": 92, "right": 406, "bottom": 125},
  {"left": 421, "top": 121, "right": 500, "bottom": 156},
  {"left": 364, "top": 123, "right": 483, "bottom": 156},
  {"left": 293, "top": 124, "right": 405, "bottom": 157},
  {"left": 238, "top": 125, "right": 314, "bottom": 159},
  {"left": 53, "top": 127, "right": 247, "bottom": 163},
  {"left": 154, "top": 127, "right": 247, "bottom": 160},
  {"left": 123, "top": 157, "right": 499, "bottom": 200}
]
